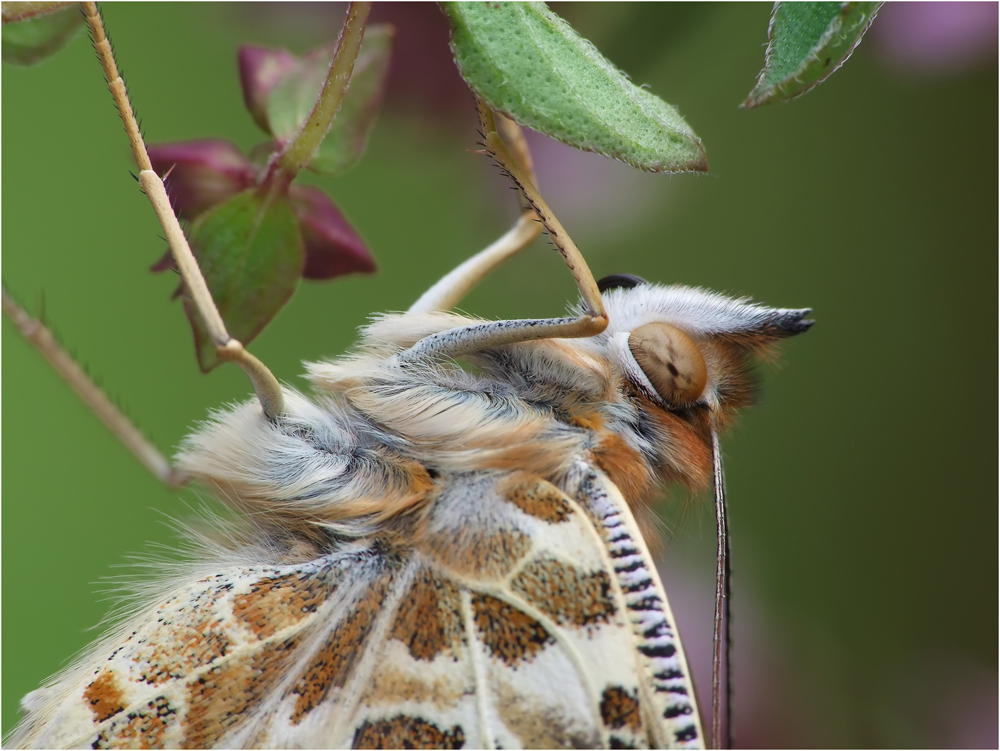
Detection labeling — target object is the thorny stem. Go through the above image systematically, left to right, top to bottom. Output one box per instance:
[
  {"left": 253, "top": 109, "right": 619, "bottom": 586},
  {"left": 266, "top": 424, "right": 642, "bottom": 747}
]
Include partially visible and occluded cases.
[
  {"left": 271, "top": 1, "right": 373, "bottom": 183},
  {"left": 80, "top": 2, "right": 284, "bottom": 419},
  {"left": 2, "top": 289, "right": 187, "bottom": 488}
]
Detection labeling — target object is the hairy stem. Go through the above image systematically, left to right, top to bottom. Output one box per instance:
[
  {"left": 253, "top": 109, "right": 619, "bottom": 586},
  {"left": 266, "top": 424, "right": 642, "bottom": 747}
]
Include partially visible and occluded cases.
[
  {"left": 80, "top": 2, "right": 284, "bottom": 419},
  {"left": 3, "top": 289, "right": 187, "bottom": 488}
]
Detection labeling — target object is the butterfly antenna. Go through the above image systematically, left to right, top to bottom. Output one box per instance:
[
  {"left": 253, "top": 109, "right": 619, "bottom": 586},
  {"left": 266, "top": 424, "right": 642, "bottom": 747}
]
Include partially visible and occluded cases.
[{"left": 711, "top": 429, "right": 733, "bottom": 749}]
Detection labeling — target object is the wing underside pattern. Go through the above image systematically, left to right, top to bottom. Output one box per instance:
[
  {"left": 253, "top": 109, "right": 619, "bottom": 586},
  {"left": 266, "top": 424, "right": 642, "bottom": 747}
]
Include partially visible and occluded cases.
[{"left": 12, "top": 469, "right": 701, "bottom": 749}]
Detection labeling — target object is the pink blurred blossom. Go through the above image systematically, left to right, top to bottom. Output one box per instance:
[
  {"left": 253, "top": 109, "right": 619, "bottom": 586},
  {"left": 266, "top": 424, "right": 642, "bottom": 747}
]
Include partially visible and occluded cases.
[{"left": 868, "top": 2, "right": 999, "bottom": 75}]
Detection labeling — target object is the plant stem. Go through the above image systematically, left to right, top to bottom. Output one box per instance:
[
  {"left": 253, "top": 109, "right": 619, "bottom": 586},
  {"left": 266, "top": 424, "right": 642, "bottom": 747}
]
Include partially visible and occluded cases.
[
  {"left": 273, "top": 1, "right": 372, "bottom": 181},
  {"left": 80, "top": 2, "right": 284, "bottom": 419},
  {"left": 82, "top": 2, "right": 150, "bottom": 171},
  {"left": 2, "top": 288, "right": 186, "bottom": 488}
]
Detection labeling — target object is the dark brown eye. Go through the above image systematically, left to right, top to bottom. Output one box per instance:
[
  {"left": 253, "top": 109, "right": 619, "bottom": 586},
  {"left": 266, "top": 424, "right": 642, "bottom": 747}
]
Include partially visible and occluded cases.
[{"left": 628, "top": 323, "right": 707, "bottom": 407}]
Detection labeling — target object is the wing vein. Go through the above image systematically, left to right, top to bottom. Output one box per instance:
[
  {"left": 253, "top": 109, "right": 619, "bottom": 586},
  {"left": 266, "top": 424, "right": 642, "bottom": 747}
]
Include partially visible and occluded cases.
[
  {"left": 332, "top": 553, "right": 421, "bottom": 744},
  {"left": 461, "top": 587, "right": 494, "bottom": 749},
  {"left": 485, "top": 587, "right": 609, "bottom": 746}
]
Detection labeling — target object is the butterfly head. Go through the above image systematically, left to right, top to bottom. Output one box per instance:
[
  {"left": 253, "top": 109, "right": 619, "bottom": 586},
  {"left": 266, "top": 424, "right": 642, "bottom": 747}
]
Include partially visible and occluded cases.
[{"left": 584, "top": 274, "right": 812, "bottom": 488}]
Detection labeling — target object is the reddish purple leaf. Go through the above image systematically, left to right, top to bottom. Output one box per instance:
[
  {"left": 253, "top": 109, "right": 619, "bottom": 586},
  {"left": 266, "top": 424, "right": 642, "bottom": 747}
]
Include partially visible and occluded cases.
[
  {"left": 148, "top": 139, "right": 254, "bottom": 219},
  {"left": 289, "top": 185, "right": 375, "bottom": 279}
]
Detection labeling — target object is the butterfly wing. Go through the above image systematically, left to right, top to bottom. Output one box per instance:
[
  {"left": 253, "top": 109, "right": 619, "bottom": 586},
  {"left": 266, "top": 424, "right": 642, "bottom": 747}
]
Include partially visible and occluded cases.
[
  {"left": 569, "top": 466, "right": 704, "bottom": 749},
  {"left": 11, "top": 469, "right": 702, "bottom": 749},
  {"left": 247, "top": 470, "right": 703, "bottom": 749},
  {"left": 9, "top": 544, "right": 383, "bottom": 748}
]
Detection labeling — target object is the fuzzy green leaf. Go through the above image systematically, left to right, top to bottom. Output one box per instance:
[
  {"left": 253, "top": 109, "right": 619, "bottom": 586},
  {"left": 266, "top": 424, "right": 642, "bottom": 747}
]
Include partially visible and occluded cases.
[
  {"left": 443, "top": 1, "right": 706, "bottom": 173},
  {"left": 2, "top": 2, "right": 82, "bottom": 66},
  {"left": 744, "top": 2, "right": 882, "bottom": 108},
  {"left": 266, "top": 24, "right": 393, "bottom": 176},
  {"left": 185, "top": 190, "right": 304, "bottom": 371}
]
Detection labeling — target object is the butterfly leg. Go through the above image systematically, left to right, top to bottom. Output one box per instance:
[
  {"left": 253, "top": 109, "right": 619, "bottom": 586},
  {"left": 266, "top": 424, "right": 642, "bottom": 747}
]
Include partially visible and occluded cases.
[
  {"left": 400, "top": 106, "right": 608, "bottom": 363},
  {"left": 409, "top": 115, "right": 543, "bottom": 314},
  {"left": 407, "top": 214, "right": 540, "bottom": 315},
  {"left": 2, "top": 288, "right": 187, "bottom": 488}
]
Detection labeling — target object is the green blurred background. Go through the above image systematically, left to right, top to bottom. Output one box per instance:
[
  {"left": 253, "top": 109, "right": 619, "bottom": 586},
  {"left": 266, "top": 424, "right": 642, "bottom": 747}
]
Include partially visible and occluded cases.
[{"left": 3, "top": 3, "right": 996, "bottom": 746}]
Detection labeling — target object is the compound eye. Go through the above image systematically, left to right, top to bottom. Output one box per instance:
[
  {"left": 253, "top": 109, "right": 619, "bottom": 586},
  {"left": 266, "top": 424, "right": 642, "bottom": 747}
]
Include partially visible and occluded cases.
[{"left": 628, "top": 323, "right": 707, "bottom": 408}]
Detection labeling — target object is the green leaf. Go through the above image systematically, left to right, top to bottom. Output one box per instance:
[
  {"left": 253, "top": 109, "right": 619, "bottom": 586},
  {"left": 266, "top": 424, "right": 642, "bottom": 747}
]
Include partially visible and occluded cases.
[
  {"left": 2, "top": 2, "right": 82, "bottom": 66},
  {"left": 442, "top": 2, "right": 706, "bottom": 174},
  {"left": 744, "top": 2, "right": 882, "bottom": 108},
  {"left": 266, "top": 25, "right": 393, "bottom": 176},
  {"left": 185, "top": 190, "right": 304, "bottom": 371}
]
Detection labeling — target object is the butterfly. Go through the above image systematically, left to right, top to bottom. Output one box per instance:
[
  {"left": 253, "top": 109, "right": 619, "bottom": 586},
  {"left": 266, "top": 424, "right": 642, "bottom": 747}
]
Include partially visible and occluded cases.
[
  {"left": 6, "top": 12, "right": 810, "bottom": 743},
  {"left": 8, "top": 217, "right": 810, "bottom": 749}
]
